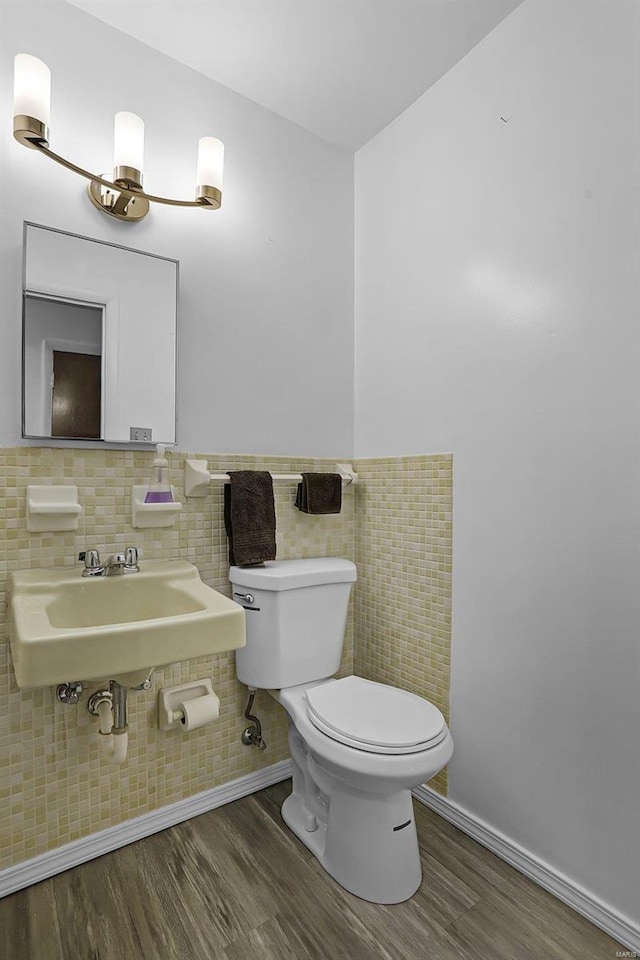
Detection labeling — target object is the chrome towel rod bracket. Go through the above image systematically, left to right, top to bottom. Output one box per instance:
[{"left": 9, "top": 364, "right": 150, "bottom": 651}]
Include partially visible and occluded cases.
[{"left": 184, "top": 459, "right": 358, "bottom": 498}]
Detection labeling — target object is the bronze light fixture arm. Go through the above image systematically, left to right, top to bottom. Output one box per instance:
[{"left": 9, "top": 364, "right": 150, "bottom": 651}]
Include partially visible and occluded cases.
[
  {"left": 13, "top": 61, "right": 223, "bottom": 223},
  {"left": 21, "top": 136, "right": 221, "bottom": 209}
]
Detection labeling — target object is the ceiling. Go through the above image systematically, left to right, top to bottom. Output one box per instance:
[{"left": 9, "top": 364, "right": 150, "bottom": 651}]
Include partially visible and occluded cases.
[{"left": 67, "top": 0, "right": 521, "bottom": 151}]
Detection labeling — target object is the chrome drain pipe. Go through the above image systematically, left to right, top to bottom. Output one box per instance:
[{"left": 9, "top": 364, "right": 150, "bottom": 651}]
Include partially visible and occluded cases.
[{"left": 110, "top": 680, "right": 128, "bottom": 733}]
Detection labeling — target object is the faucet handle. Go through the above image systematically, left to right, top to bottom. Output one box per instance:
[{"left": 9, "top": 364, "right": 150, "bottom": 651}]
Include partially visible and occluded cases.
[
  {"left": 125, "top": 546, "right": 140, "bottom": 570},
  {"left": 79, "top": 549, "right": 102, "bottom": 577},
  {"left": 79, "top": 549, "right": 101, "bottom": 568}
]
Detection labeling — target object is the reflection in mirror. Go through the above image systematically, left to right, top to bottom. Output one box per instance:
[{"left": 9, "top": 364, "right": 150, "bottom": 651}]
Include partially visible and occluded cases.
[
  {"left": 23, "top": 223, "right": 178, "bottom": 445},
  {"left": 24, "top": 294, "right": 104, "bottom": 440}
]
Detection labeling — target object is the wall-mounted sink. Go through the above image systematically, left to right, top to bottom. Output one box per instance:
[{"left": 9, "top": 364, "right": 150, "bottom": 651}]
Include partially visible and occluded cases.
[{"left": 8, "top": 560, "right": 245, "bottom": 688}]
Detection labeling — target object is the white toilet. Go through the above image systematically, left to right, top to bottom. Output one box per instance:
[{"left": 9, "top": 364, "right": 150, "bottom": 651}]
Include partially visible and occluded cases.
[{"left": 230, "top": 557, "right": 454, "bottom": 904}]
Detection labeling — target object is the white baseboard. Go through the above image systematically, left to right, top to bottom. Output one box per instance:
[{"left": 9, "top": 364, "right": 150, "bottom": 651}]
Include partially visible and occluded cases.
[
  {"left": 0, "top": 759, "right": 293, "bottom": 899},
  {"left": 4, "top": 763, "right": 636, "bottom": 954},
  {"left": 413, "top": 784, "right": 639, "bottom": 954}
]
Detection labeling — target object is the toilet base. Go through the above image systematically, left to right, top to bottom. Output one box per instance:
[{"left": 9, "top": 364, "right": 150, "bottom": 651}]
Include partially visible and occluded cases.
[{"left": 283, "top": 728, "right": 422, "bottom": 904}]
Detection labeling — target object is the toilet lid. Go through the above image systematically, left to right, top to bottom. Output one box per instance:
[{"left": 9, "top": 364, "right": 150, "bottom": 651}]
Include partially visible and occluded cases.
[{"left": 305, "top": 676, "right": 446, "bottom": 755}]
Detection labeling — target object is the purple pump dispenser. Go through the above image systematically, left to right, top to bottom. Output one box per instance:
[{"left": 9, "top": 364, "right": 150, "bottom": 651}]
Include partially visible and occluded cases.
[{"left": 144, "top": 444, "right": 174, "bottom": 503}]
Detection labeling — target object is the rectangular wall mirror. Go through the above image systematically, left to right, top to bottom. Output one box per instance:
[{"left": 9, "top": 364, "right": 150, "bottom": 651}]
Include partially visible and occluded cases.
[{"left": 23, "top": 223, "right": 178, "bottom": 444}]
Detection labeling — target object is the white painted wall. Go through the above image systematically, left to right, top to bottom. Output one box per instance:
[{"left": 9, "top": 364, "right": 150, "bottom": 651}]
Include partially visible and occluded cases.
[
  {"left": 0, "top": 0, "right": 354, "bottom": 455},
  {"left": 355, "top": 0, "right": 640, "bottom": 926}
]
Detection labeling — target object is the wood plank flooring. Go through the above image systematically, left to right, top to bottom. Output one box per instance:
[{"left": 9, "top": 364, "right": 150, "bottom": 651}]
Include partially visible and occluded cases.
[{"left": 0, "top": 780, "right": 623, "bottom": 960}]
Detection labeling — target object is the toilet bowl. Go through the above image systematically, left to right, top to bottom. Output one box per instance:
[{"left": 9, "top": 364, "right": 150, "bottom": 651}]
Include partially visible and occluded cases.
[
  {"left": 230, "top": 559, "right": 454, "bottom": 904},
  {"left": 274, "top": 677, "right": 453, "bottom": 903}
]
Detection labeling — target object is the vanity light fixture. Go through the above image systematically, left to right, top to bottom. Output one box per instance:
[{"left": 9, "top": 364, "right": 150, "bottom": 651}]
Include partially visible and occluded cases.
[{"left": 13, "top": 54, "right": 224, "bottom": 223}]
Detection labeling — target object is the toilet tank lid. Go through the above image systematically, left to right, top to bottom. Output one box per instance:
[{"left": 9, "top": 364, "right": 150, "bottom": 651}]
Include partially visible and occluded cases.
[{"left": 229, "top": 558, "right": 356, "bottom": 591}]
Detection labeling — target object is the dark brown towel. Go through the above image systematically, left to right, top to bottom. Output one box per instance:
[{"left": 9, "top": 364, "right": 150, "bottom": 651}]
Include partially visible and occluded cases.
[
  {"left": 224, "top": 471, "right": 276, "bottom": 566},
  {"left": 295, "top": 473, "right": 342, "bottom": 515}
]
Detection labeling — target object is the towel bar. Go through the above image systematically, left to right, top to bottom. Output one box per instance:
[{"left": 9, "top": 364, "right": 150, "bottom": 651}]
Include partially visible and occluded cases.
[{"left": 184, "top": 459, "right": 358, "bottom": 498}]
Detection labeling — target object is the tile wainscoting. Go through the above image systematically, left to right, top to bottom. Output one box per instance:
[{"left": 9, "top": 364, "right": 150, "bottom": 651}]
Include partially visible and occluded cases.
[
  {"left": 0, "top": 448, "right": 450, "bottom": 868},
  {"left": 354, "top": 455, "right": 453, "bottom": 795}
]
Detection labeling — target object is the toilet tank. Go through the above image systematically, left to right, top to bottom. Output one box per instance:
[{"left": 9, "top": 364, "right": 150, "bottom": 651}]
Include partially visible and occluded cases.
[{"left": 230, "top": 558, "right": 356, "bottom": 689}]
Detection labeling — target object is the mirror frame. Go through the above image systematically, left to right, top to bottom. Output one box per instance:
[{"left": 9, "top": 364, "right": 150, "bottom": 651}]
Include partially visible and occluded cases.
[{"left": 22, "top": 222, "right": 179, "bottom": 447}]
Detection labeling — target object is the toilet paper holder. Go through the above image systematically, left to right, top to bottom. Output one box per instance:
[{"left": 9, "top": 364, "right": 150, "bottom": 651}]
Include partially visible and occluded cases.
[{"left": 158, "top": 678, "right": 219, "bottom": 731}]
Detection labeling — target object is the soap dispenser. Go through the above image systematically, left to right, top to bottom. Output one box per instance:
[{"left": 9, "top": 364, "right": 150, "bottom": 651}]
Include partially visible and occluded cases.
[{"left": 144, "top": 444, "right": 174, "bottom": 503}]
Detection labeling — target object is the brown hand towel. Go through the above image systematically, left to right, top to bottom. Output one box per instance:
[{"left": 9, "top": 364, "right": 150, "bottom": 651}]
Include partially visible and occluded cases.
[
  {"left": 224, "top": 471, "right": 276, "bottom": 566},
  {"left": 295, "top": 473, "right": 342, "bottom": 515}
]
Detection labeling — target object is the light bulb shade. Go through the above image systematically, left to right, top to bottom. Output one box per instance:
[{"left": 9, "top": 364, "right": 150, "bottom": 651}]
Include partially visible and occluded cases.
[
  {"left": 14, "top": 54, "right": 51, "bottom": 126},
  {"left": 113, "top": 111, "right": 144, "bottom": 178},
  {"left": 197, "top": 137, "right": 224, "bottom": 191}
]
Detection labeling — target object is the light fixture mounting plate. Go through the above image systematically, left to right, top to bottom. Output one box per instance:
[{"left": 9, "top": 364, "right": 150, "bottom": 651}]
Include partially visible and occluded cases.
[{"left": 87, "top": 179, "right": 150, "bottom": 222}]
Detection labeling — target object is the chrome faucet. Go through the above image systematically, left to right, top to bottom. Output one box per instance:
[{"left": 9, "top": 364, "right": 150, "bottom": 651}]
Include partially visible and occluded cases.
[{"left": 79, "top": 547, "right": 140, "bottom": 577}]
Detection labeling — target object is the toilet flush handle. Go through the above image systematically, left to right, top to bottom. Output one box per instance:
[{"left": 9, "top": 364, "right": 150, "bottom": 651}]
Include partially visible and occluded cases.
[{"left": 234, "top": 592, "right": 255, "bottom": 605}]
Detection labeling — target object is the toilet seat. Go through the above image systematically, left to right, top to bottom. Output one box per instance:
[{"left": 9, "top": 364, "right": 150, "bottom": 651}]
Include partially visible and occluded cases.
[{"left": 305, "top": 676, "right": 446, "bottom": 755}]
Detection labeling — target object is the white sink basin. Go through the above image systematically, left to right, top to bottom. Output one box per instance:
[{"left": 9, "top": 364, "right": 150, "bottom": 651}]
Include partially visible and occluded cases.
[{"left": 8, "top": 560, "right": 245, "bottom": 688}]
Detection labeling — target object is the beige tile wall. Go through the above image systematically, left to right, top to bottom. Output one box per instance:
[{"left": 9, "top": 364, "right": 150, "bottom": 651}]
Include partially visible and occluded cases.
[
  {"left": 0, "top": 448, "right": 451, "bottom": 869},
  {"left": 0, "top": 448, "right": 355, "bottom": 868},
  {"left": 354, "top": 455, "right": 453, "bottom": 795}
]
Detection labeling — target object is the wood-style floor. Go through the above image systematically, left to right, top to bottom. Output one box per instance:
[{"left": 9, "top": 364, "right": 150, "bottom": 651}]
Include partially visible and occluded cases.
[{"left": 1, "top": 780, "right": 622, "bottom": 960}]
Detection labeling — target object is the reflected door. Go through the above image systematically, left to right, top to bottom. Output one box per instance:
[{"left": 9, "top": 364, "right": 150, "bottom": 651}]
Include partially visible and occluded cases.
[{"left": 51, "top": 351, "right": 101, "bottom": 439}]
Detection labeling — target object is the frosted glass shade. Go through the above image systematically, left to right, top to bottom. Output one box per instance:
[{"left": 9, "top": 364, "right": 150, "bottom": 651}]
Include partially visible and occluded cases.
[
  {"left": 14, "top": 54, "right": 51, "bottom": 126},
  {"left": 113, "top": 112, "right": 144, "bottom": 173},
  {"left": 196, "top": 137, "right": 224, "bottom": 191}
]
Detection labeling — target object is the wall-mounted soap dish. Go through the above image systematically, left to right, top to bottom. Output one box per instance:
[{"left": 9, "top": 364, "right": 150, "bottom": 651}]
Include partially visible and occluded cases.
[
  {"left": 26, "top": 485, "right": 82, "bottom": 532},
  {"left": 131, "top": 486, "right": 183, "bottom": 529}
]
